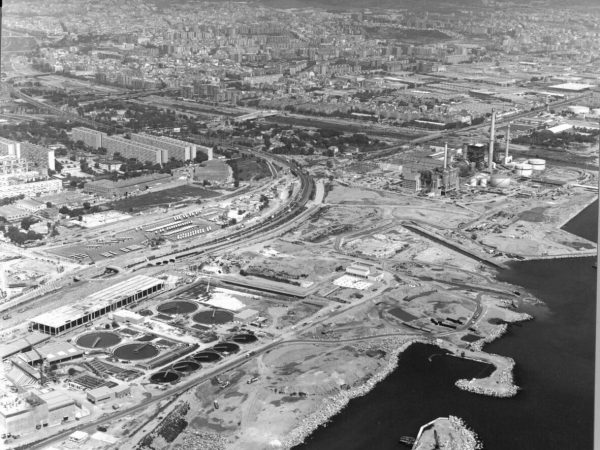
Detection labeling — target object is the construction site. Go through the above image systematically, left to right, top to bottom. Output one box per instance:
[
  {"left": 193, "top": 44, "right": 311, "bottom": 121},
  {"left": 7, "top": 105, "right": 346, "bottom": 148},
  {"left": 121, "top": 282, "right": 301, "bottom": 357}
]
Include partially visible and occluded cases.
[{"left": 0, "top": 98, "right": 596, "bottom": 450}]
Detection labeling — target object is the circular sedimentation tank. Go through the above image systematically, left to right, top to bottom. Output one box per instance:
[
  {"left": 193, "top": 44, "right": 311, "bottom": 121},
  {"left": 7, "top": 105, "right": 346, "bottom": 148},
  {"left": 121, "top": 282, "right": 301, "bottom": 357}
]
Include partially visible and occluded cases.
[
  {"left": 490, "top": 174, "right": 511, "bottom": 188},
  {"left": 157, "top": 300, "right": 198, "bottom": 315},
  {"left": 192, "top": 309, "right": 234, "bottom": 325},
  {"left": 76, "top": 331, "right": 122, "bottom": 349},
  {"left": 136, "top": 333, "right": 157, "bottom": 342},
  {"left": 232, "top": 333, "right": 258, "bottom": 344},
  {"left": 210, "top": 342, "right": 240, "bottom": 354},
  {"left": 113, "top": 343, "right": 160, "bottom": 361},
  {"left": 192, "top": 351, "right": 221, "bottom": 362},
  {"left": 172, "top": 360, "right": 201, "bottom": 372},
  {"left": 150, "top": 370, "right": 180, "bottom": 383}
]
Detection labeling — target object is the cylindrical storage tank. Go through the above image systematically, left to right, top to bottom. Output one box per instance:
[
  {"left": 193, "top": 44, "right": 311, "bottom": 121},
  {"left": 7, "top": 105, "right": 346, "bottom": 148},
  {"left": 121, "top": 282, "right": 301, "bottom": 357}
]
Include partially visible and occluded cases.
[
  {"left": 527, "top": 158, "right": 546, "bottom": 172},
  {"left": 514, "top": 163, "right": 533, "bottom": 178},
  {"left": 490, "top": 174, "right": 511, "bottom": 188},
  {"left": 479, "top": 177, "right": 488, "bottom": 187}
]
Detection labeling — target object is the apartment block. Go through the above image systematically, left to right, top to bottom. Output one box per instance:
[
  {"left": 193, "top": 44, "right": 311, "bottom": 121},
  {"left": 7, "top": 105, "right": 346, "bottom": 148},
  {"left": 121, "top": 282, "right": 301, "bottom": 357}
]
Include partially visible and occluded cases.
[
  {"left": 71, "top": 127, "right": 104, "bottom": 149},
  {"left": 130, "top": 133, "right": 196, "bottom": 161},
  {"left": 102, "top": 135, "right": 166, "bottom": 164},
  {"left": 0, "top": 137, "right": 21, "bottom": 159},
  {"left": 20, "top": 143, "right": 55, "bottom": 172}
]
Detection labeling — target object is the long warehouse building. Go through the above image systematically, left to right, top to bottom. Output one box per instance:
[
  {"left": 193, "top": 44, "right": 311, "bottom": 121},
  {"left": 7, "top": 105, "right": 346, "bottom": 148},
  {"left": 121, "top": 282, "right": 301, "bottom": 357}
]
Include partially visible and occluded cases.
[{"left": 29, "top": 275, "right": 164, "bottom": 335}]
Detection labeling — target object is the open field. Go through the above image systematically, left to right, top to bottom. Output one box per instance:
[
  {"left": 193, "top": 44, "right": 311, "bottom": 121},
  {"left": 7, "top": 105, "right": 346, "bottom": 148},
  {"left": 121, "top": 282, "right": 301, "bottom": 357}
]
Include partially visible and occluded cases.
[{"left": 109, "top": 185, "right": 219, "bottom": 213}]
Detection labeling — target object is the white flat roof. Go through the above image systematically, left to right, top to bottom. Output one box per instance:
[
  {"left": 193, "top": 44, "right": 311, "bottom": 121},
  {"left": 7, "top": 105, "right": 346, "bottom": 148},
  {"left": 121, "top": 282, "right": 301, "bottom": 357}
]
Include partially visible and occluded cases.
[
  {"left": 549, "top": 83, "right": 594, "bottom": 91},
  {"left": 548, "top": 123, "right": 573, "bottom": 134},
  {"left": 31, "top": 275, "right": 163, "bottom": 328}
]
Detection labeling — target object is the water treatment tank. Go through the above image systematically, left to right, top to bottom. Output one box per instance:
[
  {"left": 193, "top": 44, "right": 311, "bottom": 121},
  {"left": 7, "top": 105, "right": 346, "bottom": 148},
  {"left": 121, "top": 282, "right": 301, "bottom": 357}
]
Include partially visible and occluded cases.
[
  {"left": 528, "top": 158, "right": 546, "bottom": 172},
  {"left": 514, "top": 163, "right": 533, "bottom": 178},
  {"left": 490, "top": 174, "right": 511, "bottom": 188}
]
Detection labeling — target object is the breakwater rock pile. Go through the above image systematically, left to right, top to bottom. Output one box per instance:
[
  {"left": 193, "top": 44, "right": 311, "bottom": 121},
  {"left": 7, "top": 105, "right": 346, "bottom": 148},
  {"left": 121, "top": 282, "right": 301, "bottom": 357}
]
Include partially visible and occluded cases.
[
  {"left": 281, "top": 337, "right": 425, "bottom": 449},
  {"left": 455, "top": 355, "right": 518, "bottom": 398},
  {"left": 413, "top": 416, "right": 482, "bottom": 450}
]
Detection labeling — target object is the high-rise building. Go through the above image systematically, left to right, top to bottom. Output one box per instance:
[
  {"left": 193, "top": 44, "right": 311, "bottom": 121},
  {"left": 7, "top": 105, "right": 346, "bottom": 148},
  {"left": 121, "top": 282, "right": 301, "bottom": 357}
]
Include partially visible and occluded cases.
[
  {"left": 71, "top": 127, "right": 104, "bottom": 149},
  {"left": 131, "top": 133, "right": 197, "bottom": 161},
  {"left": 102, "top": 135, "right": 166, "bottom": 164},
  {"left": 0, "top": 137, "right": 21, "bottom": 159},
  {"left": 20, "top": 143, "right": 54, "bottom": 173}
]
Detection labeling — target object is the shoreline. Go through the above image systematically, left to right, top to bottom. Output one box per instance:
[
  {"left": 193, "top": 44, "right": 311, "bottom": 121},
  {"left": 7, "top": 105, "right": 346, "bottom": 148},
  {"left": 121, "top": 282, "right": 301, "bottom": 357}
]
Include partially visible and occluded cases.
[
  {"left": 557, "top": 195, "right": 598, "bottom": 230},
  {"left": 282, "top": 326, "right": 525, "bottom": 448},
  {"left": 281, "top": 337, "right": 428, "bottom": 449},
  {"left": 412, "top": 416, "right": 483, "bottom": 450}
]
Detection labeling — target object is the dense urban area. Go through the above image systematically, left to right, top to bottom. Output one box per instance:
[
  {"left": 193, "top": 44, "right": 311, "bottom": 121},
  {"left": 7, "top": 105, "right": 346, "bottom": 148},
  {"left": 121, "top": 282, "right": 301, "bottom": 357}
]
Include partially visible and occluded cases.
[{"left": 0, "top": 0, "right": 598, "bottom": 449}]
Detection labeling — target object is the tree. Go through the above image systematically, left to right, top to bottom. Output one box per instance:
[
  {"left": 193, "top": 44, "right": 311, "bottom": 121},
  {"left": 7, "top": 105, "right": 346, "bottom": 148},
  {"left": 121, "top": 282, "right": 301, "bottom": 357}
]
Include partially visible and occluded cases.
[
  {"left": 46, "top": 201, "right": 53, "bottom": 208},
  {"left": 83, "top": 202, "right": 91, "bottom": 209},
  {"left": 59, "top": 206, "right": 71, "bottom": 215},
  {"left": 20, "top": 216, "right": 37, "bottom": 230}
]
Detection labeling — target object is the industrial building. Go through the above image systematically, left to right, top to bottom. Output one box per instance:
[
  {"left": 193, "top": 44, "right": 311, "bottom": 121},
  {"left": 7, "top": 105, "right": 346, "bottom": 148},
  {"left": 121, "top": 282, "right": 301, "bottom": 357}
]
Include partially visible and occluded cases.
[
  {"left": 83, "top": 173, "right": 176, "bottom": 198},
  {"left": 0, "top": 179, "right": 62, "bottom": 199},
  {"left": 15, "top": 198, "right": 46, "bottom": 212},
  {"left": 0, "top": 205, "right": 29, "bottom": 222},
  {"left": 345, "top": 263, "right": 384, "bottom": 281},
  {"left": 29, "top": 275, "right": 164, "bottom": 335},
  {"left": 234, "top": 308, "right": 259, "bottom": 323},
  {"left": 0, "top": 332, "right": 51, "bottom": 360},
  {"left": 17, "top": 342, "right": 85, "bottom": 366},
  {"left": 86, "top": 384, "right": 131, "bottom": 404},
  {"left": 0, "top": 391, "right": 79, "bottom": 436}
]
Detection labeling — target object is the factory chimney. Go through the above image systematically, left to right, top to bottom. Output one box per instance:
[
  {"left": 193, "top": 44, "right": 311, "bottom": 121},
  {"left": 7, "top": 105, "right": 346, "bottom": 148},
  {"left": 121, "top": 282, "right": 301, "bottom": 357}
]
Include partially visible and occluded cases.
[
  {"left": 488, "top": 109, "right": 496, "bottom": 170},
  {"left": 505, "top": 122, "right": 511, "bottom": 163},
  {"left": 443, "top": 142, "right": 448, "bottom": 170}
]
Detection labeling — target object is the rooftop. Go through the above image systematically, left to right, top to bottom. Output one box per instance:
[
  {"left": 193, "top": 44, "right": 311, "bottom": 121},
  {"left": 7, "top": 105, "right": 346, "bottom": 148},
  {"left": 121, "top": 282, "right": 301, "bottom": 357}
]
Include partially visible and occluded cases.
[{"left": 30, "top": 275, "right": 163, "bottom": 328}]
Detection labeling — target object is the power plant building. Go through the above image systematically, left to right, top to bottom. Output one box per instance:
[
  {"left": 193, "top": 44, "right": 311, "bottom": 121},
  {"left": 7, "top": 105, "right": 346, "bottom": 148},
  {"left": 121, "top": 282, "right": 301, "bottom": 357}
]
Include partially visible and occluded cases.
[
  {"left": 29, "top": 275, "right": 164, "bottom": 335},
  {"left": 0, "top": 391, "right": 79, "bottom": 436}
]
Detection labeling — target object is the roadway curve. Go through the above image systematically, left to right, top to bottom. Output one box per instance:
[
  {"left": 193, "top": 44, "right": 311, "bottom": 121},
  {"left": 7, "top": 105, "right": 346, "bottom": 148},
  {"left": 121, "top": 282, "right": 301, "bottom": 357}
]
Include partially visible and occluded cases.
[{"left": 128, "top": 151, "right": 316, "bottom": 267}]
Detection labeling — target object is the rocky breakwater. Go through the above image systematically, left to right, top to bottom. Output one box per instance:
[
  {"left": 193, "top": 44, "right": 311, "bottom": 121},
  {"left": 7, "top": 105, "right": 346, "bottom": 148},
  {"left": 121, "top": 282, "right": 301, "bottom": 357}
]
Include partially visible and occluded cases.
[
  {"left": 281, "top": 337, "right": 429, "bottom": 449},
  {"left": 434, "top": 338, "right": 519, "bottom": 398},
  {"left": 412, "top": 416, "right": 482, "bottom": 450}
]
